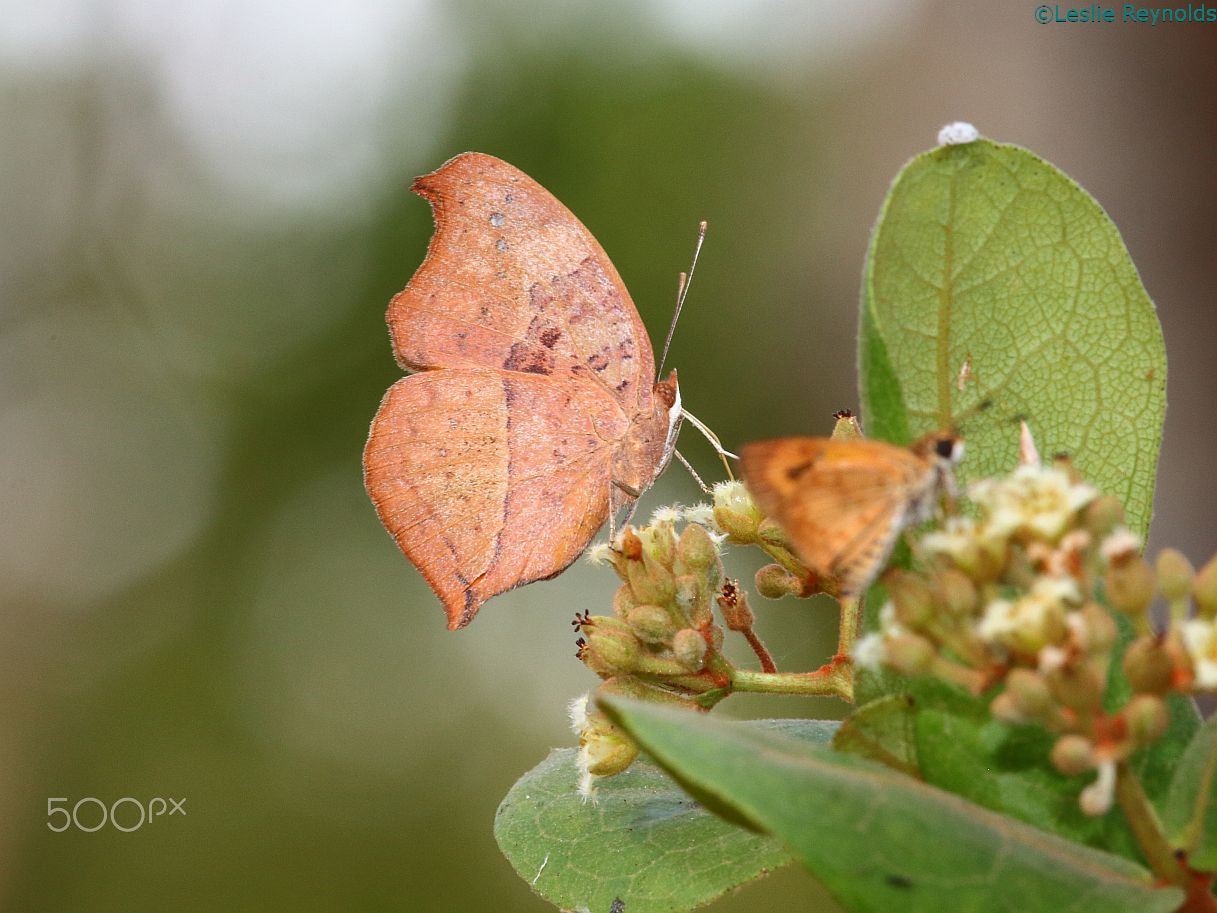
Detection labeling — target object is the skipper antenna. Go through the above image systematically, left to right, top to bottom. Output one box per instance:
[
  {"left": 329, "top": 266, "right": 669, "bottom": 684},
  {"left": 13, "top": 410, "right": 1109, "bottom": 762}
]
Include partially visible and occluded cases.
[{"left": 657, "top": 220, "right": 706, "bottom": 376}]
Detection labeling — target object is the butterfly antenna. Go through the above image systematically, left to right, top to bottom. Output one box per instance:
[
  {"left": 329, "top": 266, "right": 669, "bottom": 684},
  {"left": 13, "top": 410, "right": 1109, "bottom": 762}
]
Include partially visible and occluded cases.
[
  {"left": 657, "top": 220, "right": 707, "bottom": 376},
  {"left": 680, "top": 407, "right": 736, "bottom": 481}
]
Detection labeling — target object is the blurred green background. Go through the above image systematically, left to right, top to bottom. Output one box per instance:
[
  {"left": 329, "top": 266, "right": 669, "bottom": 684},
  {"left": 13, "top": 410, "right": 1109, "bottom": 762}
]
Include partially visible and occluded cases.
[{"left": 3, "top": 2, "right": 1216, "bottom": 910}]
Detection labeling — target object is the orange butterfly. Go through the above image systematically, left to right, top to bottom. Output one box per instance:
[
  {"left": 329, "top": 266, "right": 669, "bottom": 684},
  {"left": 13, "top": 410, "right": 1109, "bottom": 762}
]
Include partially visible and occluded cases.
[
  {"left": 363, "top": 153, "right": 681, "bottom": 629},
  {"left": 740, "top": 433, "right": 962, "bottom": 597}
]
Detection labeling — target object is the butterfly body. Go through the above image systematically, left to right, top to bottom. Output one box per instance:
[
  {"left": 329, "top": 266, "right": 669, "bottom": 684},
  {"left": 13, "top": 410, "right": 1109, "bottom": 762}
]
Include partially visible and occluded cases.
[
  {"left": 364, "top": 153, "right": 679, "bottom": 628},
  {"left": 740, "top": 434, "right": 962, "bottom": 597}
]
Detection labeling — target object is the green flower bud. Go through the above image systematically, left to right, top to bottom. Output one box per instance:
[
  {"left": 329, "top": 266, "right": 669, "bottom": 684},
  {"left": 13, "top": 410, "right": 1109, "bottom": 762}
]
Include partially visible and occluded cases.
[
  {"left": 830, "top": 410, "right": 863, "bottom": 440},
  {"left": 712, "top": 481, "right": 763, "bottom": 542},
  {"left": 1083, "top": 495, "right": 1126, "bottom": 539},
  {"left": 757, "top": 518, "right": 793, "bottom": 551},
  {"left": 641, "top": 522, "right": 677, "bottom": 570},
  {"left": 675, "top": 522, "right": 718, "bottom": 573},
  {"left": 1156, "top": 548, "right": 1194, "bottom": 604},
  {"left": 627, "top": 550, "right": 676, "bottom": 607},
  {"left": 1193, "top": 552, "right": 1217, "bottom": 619},
  {"left": 1104, "top": 557, "right": 1155, "bottom": 616},
  {"left": 754, "top": 563, "right": 803, "bottom": 599},
  {"left": 934, "top": 568, "right": 978, "bottom": 618},
  {"left": 886, "top": 570, "right": 934, "bottom": 630},
  {"left": 675, "top": 574, "right": 712, "bottom": 627},
  {"left": 611, "top": 584, "right": 637, "bottom": 620},
  {"left": 1077, "top": 602, "right": 1119, "bottom": 656},
  {"left": 626, "top": 604, "right": 678, "bottom": 645},
  {"left": 579, "top": 617, "right": 641, "bottom": 677},
  {"left": 672, "top": 628, "right": 708, "bottom": 672},
  {"left": 885, "top": 633, "right": 935, "bottom": 676},
  {"left": 1121, "top": 635, "right": 1174, "bottom": 694},
  {"left": 1047, "top": 661, "right": 1105, "bottom": 714},
  {"left": 1004, "top": 668, "right": 1055, "bottom": 721},
  {"left": 1125, "top": 694, "right": 1169, "bottom": 747},
  {"left": 578, "top": 712, "right": 639, "bottom": 777},
  {"left": 1050, "top": 734, "right": 1095, "bottom": 776}
]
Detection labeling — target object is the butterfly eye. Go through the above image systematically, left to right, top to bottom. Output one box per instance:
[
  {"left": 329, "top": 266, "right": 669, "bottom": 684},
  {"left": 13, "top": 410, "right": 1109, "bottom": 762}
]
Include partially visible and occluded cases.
[{"left": 935, "top": 436, "right": 962, "bottom": 461}]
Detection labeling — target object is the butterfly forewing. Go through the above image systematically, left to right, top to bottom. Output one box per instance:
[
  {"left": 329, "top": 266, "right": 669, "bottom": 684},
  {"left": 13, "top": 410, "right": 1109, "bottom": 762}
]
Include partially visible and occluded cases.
[{"left": 389, "top": 153, "right": 655, "bottom": 414}]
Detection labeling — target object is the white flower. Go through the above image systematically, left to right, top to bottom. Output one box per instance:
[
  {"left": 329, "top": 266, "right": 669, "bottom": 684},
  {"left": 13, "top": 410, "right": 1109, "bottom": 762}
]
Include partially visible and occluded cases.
[
  {"left": 937, "top": 121, "right": 980, "bottom": 146},
  {"left": 970, "top": 465, "right": 1098, "bottom": 542},
  {"left": 712, "top": 480, "right": 755, "bottom": 515},
  {"left": 681, "top": 502, "right": 715, "bottom": 527},
  {"left": 650, "top": 504, "right": 683, "bottom": 525},
  {"left": 1100, "top": 527, "right": 1142, "bottom": 562},
  {"left": 585, "top": 542, "right": 614, "bottom": 565},
  {"left": 977, "top": 577, "right": 1078, "bottom": 654},
  {"left": 878, "top": 600, "right": 906, "bottom": 638},
  {"left": 1181, "top": 618, "right": 1217, "bottom": 689},
  {"left": 852, "top": 633, "right": 889, "bottom": 671},
  {"left": 567, "top": 693, "right": 590, "bottom": 733},
  {"left": 574, "top": 744, "right": 599, "bottom": 804},
  {"left": 1079, "top": 759, "right": 1116, "bottom": 816}
]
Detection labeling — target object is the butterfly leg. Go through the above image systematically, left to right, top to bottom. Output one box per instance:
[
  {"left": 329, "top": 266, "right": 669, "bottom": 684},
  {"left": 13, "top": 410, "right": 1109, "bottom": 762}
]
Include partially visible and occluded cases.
[
  {"left": 673, "top": 449, "right": 711, "bottom": 494},
  {"left": 610, "top": 479, "right": 643, "bottom": 541}
]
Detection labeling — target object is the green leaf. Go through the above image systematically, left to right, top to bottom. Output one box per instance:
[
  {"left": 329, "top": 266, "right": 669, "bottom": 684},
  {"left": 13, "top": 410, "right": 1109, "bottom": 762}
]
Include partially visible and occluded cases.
[
  {"left": 860, "top": 139, "right": 1166, "bottom": 536},
  {"left": 831, "top": 694, "right": 920, "bottom": 777},
  {"left": 605, "top": 699, "right": 1182, "bottom": 913},
  {"left": 1162, "top": 713, "right": 1217, "bottom": 871},
  {"left": 494, "top": 719, "right": 836, "bottom": 913}
]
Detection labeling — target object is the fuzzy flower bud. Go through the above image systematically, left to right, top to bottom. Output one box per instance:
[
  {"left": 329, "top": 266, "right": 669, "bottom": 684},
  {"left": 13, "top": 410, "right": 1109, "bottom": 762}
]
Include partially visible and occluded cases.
[
  {"left": 831, "top": 409, "right": 864, "bottom": 440},
  {"left": 712, "top": 481, "right": 764, "bottom": 542},
  {"left": 1083, "top": 495, "right": 1126, "bottom": 539},
  {"left": 757, "top": 518, "right": 793, "bottom": 551},
  {"left": 640, "top": 521, "right": 677, "bottom": 570},
  {"left": 675, "top": 522, "right": 719, "bottom": 573},
  {"left": 1156, "top": 548, "right": 1194, "bottom": 604},
  {"left": 627, "top": 551, "right": 675, "bottom": 607},
  {"left": 1193, "top": 553, "right": 1217, "bottom": 619},
  {"left": 1104, "top": 555, "right": 1155, "bottom": 617},
  {"left": 755, "top": 563, "right": 804, "bottom": 599},
  {"left": 933, "top": 568, "right": 978, "bottom": 618},
  {"left": 886, "top": 569, "right": 935, "bottom": 630},
  {"left": 611, "top": 585, "right": 637, "bottom": 620},
  {"left": 1072, "top": 602, "right": 1119, "bottom": 657},
  {"left": 626, "top": 604, "right": 678, "bottom": 645},
  {"left": 578, "top": 617, "right": 641, "bottom": 677},
  {"left": 672, "top": 628, "right": 708, "bottom": 672},
  {"left": 885, "top": 633, "right": 935, "bottom": 676},
  {"left": 1122, "top": 635, "right": 1175, "bottom": 695},
  {"left": 1046, "top": 660, "right": 1105, "bottom": 714},
  {"left": 1003, "top": 668, "right": 1055, "bottom": 722},
  {"left": 1125, "top": 694, "right": 1169, "bottom": 747},
  {"left": 1051, "top": 734, "right": 1096, "bottom": 776}
]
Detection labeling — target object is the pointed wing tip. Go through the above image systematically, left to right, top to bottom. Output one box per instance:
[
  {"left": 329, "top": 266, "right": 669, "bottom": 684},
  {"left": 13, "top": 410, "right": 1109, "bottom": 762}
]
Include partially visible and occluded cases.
[
  {"left": 411, "top": 151, "right": 500, "bottom": 198},
  {"left": 442, "top": 589, "right": 482, "bottom": 631}
]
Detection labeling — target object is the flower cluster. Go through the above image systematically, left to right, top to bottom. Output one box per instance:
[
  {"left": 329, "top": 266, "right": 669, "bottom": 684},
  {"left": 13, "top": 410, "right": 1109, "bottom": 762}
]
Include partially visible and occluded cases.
[
  {"left": 855, "top": 447, "right": 1216, "bottom": 816},
  {"left": 570, "top": 513, "right": 729, "bottom": 798}
]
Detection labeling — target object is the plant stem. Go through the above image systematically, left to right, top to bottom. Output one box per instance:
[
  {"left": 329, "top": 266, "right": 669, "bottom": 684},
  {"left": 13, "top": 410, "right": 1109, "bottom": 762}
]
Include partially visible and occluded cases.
[
  {"left": 741, "top": 626, "right": 777, "bottom": 673},
  {"left": 730, "top": 659, "right": 853, "bottom": 700},
  {"left": 1114, "top": 761, "right": 1187, "bottom": 888}
]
